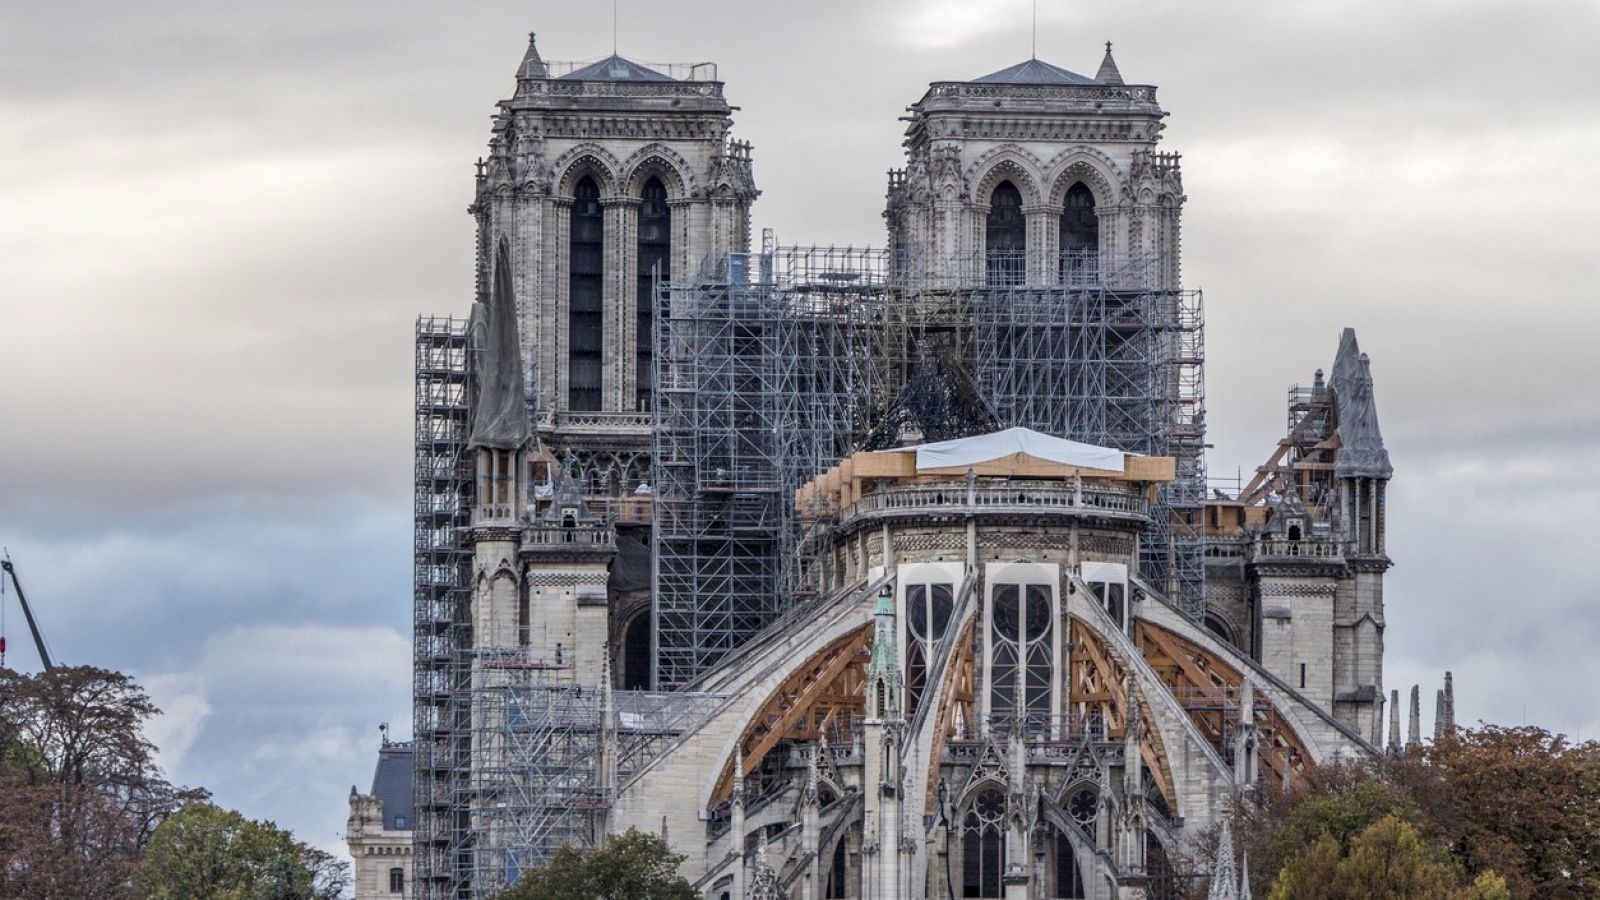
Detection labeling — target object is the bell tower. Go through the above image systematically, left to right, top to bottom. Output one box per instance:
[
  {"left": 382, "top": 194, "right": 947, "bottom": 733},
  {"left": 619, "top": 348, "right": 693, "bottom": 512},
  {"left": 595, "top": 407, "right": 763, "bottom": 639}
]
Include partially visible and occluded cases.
[
  {"left": 472, "top": 34, "right": 759, "bottom": 490},
  {"left": 886, "top": 43, "right": 1184, "bottom": 289}
]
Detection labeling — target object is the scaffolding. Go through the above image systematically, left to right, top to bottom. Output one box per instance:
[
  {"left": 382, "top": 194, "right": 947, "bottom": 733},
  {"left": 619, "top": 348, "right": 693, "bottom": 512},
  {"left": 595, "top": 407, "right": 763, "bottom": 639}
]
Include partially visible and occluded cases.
[
  {"left": 420, "top": 236, "right": 1207, "bottom": 892},
  {"left": 650, "top": 244, "right": 1208, "bottom": 685},
  {"left": 651, "top": 245, "right": 875, "bottom": 688},
  {"left": 412, "top": 316, "right": 475, "bottom": 899},
  {"left": 467, "top": 653, "right": 601, "bottom": 895}
]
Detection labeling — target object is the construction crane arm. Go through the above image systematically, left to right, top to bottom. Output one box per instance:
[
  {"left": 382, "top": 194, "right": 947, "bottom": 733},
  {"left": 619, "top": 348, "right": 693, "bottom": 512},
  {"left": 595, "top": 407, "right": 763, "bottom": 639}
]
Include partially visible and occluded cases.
[{"left": 1, "top": 560, "right": 55, "bottom": 671}]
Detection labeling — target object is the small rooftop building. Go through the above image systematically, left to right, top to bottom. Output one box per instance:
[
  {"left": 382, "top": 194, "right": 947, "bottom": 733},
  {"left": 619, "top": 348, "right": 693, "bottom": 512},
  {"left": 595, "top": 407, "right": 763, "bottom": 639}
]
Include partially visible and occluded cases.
[{"left": 348, "top": 738, "right": 414, "bottom": 899}]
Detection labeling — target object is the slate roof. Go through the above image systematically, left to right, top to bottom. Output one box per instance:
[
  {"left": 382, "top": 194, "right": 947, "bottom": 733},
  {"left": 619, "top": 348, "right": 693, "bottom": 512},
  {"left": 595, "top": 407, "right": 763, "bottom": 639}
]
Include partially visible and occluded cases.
[
  {"left": 558, "top": 55, "right": 675, "bottom": 82},
  {"left": 971, "top": 58, "right": 1100, "bottom": 85},
  {"left": 371, "top": 742, "right": 414, "bottom": 831}
]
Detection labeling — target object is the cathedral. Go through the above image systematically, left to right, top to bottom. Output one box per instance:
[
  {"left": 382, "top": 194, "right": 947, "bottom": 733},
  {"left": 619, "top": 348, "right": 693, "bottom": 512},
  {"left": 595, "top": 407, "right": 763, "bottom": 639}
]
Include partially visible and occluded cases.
[{"left": 398, "top": 31, "right": 1402, "bottom": 900}]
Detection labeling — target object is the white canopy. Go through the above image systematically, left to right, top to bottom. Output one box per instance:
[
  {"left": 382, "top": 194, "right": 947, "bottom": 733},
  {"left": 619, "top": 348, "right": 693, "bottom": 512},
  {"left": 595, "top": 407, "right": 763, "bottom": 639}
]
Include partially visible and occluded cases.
[{"left": 910, "top": 427, "right": 1125, "bottom": 473}]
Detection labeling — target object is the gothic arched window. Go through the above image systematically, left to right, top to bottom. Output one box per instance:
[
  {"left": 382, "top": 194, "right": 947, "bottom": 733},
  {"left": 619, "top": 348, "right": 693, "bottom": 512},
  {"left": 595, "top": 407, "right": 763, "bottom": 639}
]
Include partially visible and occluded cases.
[
  {"left": 569, "top": 176, "right": 605, "bottom": 411},
  {"left": 636, "top": 176, "right": 670, "bottom": 412},
  {"left": 985, "top": 180, "right": 1025, "bottom": 286},
  {"left": 1060, "top": 181, "right": 1098, "bottom": 283},
  {"left": 905, "top": 582, "right": 954, "bottom": 716},
  {"left": 987, "top": 584, "right": 1054, "bottom": 732},
  {"left": 622, "top": 611, "right": 651, "bottom": 690},
  {"left": 962, "top": 789, "right": 1006, "bottom": 898},
  {"left": 1053, "top": 827, "right": 1087, "bottom": 898},
  {"left": 825, "top": 836, "right": 848, "bottom": 898}
]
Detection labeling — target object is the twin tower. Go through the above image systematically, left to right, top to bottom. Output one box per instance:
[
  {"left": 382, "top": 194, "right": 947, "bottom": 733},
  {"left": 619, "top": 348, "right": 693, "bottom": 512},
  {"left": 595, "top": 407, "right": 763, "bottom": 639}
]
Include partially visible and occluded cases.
[{"left": 410, "top": 32, "right": 1394, "bottom": 900}]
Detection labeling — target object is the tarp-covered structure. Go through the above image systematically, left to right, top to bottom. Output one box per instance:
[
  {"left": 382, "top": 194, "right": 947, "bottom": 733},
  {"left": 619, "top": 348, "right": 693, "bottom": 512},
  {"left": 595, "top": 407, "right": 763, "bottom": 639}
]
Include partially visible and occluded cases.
[
  {"left": 468, "top": 236, "right": 532, "bottom": 451},
  {"left": 1329, "top": 328, "right": 1392, "bottom": 479},
  {"left": 910, "top": 426, "right": 1126, "bottom": 473}
]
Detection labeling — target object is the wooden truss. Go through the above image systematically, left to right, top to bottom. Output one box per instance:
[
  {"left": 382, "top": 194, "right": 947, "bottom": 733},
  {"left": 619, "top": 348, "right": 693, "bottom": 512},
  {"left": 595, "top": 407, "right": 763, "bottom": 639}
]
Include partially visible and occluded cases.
[
  {"left": 1239, "top": 392, "right": 1339, "bottom": 507},
  {"left": 923, "top": 615, "right": 977, "bottom": 813},
  {"left": 1068, "top": 619, "right": 1177, "bottom": 810},
  {"left": 1134, "top": 620, "right": 1310, "bottom": 787},
  {"left": 711, "top": 624, "right": 873, "bottom": 806}
]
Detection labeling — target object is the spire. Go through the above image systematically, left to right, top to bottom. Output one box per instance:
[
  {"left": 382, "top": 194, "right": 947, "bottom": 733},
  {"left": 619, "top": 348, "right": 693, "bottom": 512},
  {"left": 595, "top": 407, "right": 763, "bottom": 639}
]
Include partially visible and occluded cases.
[
  {"left": 517, "top": 32, "right": 547, "bottom": 81},
  {"left": 1095, "top": 40, "right": 1124, "bottom": 84},
  {"left": 467, "top": 236, "right": 531, "bottom": 450},
  {"left": 867, "top": 585, "right": 902, "bottom": 720},
  {"left": 1442, "top": 671, "right": 1456, "bottom": 736},
  {"left": 1406, "top": 685, "right": 1421, "bottom": 748},
  {"left": 1388, "top": 688, "right": 1402, "bottom": 752},
  {"left": 1434, "top": 689, "right": 1446, "bottom": 741},
  {"left": 1209, "top": 817, "right": 1239, "bottom": 900},
  {"left": 1239, "top": 851, "right": 1253, "bottom": 900}
]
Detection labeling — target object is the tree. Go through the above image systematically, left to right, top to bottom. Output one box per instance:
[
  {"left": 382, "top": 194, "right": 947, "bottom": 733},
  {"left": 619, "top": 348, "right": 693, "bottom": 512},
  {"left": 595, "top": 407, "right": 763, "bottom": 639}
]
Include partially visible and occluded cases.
[
  {"left": 0, "top": 666, "right": 199, "bottom": 899},
  {"left": 0, "top": 666, "right": 158, "bottom": 786},
  {"left": 1427, "top": 726, "right": 1600, "bottom": 899},
  {"left": 1231, "top": 758, "right": 1424, "bottom": 895},
  {"left": 136, "top": 801, "right": 348, "bottom": 900},
  {"left": 1270, "top": 815, "right": 1504, "bottom": 900},
  {"left": 499, "top": 828, "right": 697, "bottom": 900}
]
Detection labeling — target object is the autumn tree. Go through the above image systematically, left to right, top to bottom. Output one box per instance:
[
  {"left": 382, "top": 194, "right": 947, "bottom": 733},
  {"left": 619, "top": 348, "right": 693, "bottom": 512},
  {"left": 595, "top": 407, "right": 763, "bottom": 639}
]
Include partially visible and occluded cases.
[
  {"left": 0, "top": 666, "right": 199, "bottom": 898},
  {"left": 1426, "top": 725, "right": 1600, "bottom": 898},
  {"left": 499, "top": 828, "right": 697, "bottom": 900}
]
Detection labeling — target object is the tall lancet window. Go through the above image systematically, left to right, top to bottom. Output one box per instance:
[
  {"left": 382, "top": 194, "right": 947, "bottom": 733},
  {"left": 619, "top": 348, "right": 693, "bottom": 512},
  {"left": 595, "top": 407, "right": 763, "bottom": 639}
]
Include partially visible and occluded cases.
[
  {"left": 569, "top": 176, "right": 604, "bottom": 411},
  {"left": 636, "top": 177, "right": 670, "bottom": 412},
  {"left": 985, "top": 180, "right": 1025, "bottom": 286},
  {"left": 1059, "top": 182, "right": 1098, "bottom": 283},
  {"left": 904, "top": 582, "right": 954, "bottom": 717},
  {"left": 987, "top": 584, "right": 1053, "bottom": 731},
  {"left": 962, "top": 789, "right": 1006, "bottom": 898}
]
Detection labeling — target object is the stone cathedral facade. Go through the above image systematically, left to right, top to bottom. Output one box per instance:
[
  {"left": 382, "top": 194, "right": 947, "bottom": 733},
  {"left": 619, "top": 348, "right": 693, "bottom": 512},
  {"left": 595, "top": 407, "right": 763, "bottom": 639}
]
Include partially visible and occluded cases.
[{"left": 407, "top": 33, "right": 1401, "bottom": 900}]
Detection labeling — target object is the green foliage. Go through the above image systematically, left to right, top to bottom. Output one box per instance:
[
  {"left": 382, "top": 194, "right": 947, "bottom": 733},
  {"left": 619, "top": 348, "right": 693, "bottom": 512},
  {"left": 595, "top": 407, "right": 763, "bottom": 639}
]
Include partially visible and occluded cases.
[
  {"left": 1239, "top": 723, "right": 1598, "bottom": 899},
  {"left": 136, "top": 802, "right": 319, "bottom": 899},
  {"left": 1269, "top": 815, "right": 1489, "bottom": 900},
  {"left": 498, "top": 828, "right": 697, "bottom": 900}
]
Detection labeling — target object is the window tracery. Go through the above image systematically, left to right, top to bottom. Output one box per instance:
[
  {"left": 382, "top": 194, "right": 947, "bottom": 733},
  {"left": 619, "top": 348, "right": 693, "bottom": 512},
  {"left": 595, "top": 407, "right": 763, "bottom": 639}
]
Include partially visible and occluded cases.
[
  {"left": 987, "top": 583, "right": 1054, "bottom": 731},
  {"left": 962, "top": 789, "right": 1006, "bottom": 897}
]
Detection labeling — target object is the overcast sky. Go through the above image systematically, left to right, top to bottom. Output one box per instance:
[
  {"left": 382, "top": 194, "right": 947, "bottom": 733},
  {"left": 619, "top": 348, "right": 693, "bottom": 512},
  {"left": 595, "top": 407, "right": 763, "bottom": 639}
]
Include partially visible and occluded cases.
[{"left": 2, "top": 0, "right": 1597, "bottom": 859}]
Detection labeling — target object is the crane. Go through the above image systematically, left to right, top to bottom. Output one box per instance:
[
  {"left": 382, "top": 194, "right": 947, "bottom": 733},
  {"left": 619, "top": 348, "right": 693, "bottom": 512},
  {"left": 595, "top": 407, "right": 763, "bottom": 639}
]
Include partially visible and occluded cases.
[{"left": 1, "top": 554, "right": 56, "bottom": 671}]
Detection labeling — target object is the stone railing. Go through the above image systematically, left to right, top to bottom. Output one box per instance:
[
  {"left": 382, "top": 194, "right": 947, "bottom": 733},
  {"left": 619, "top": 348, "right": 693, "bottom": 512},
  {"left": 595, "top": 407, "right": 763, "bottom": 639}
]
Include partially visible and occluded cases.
[
  {"left": 541, "top": 59, "right": 720, "bottom": 82},
  {"left": 924, "top": 81, "right": 1159, "bottom": 107},
  {"left": 538, "top": 410, "right": 654, "bottom": 431},
  {"left": 843, "top": 482, "right": 1146, "bottom": 525},
  {"left": 521, "top": 525, "right": 615, "bottom": 552},
  {"left": 1253, "top": 540, "right": 1343, "bottom": 561}
]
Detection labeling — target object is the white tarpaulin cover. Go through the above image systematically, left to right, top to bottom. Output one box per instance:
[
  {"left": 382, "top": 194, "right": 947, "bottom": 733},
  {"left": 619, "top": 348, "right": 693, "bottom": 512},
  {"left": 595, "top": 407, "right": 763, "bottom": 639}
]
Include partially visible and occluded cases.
[{"left": 910, "top": 427, "right": 1125, "bottom": 473}]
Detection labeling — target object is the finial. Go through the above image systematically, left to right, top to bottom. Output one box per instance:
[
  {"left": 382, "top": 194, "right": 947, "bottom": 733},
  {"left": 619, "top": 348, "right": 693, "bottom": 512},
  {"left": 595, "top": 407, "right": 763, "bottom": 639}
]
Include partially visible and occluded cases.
[
  {"left": 517, "top": 31, "right": 547, "bottom": 82},
  {"left": 1095, "top": 39, "right": 1125, "bottom": 85}
]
